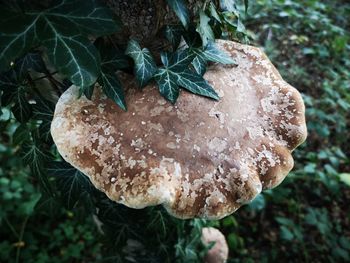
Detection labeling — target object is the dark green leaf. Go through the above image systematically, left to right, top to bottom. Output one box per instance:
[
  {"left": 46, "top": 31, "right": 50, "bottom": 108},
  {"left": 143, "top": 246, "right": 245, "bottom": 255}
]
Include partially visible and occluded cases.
[
  {"left": 43, "top": 0, "right": 119, "bottom": 37},
  {"left": 166, "top": 0, "right": 190, "bottom": 28},
  {"left": 220, "top": 0, "right": 236, "bottom": 13},
  {"left": 244, "top": 0, "right": 249, "bottom": 13},
  {"left": 209, "top": 3, "right": 222, "bottom": 22},
  {"left": 196, "top": 11, "right": 215, "bottom": 47},
  {"left": 0, "top": 14, "right": 38, "bottom": 72},
  {"left": 38, "top": 17, "right": 101, "bottom": 87},
  {"left": 164, "top": 25, "right": 184, "bottom": 49},
  {"left": 95, "top": 39, "right": 130, "bottom": 71},
  {"left": 125, "top": 39, "right": 157, "bottom": 87},
  {"left": 202, "top": 42, "right": 236, "bottom": 64},
  {"left": 168, "top": 49, "right": 195, "bottom": 71},
  {"left": 14, "top": 52, "right": 46, "bottom": 79},
  {"left": 160, "top": 52, "right": 171, "bottom": 67},
  {"left": 192, "top": 56, "right": 207, "bottom": 76},
  {"left": 154, "top": 69, "right": 179, "bottom": 103},
  {"left": 0, "top": 70, "right": 18, "bottom": 106},
  {"left": 177, "top": 70, "right": 219, "bottom": 100},
  {"left": 99, "top": 71, "right": 127, "bottom": 111},
  {"left": 11, "top": 85, "right": 32, "bottom": 123},
  {"left": 83, "top": 85, "right": 95, "bottom": 100},
  {"left": 32, "top": 95, "right": 55, "bottom": 122},
  {"left": 32, "top": 96, "right": 55, "bottom": 142},
  {"left": 13, "top": 123, "right": 30, "bottom": 146},
  {"left": 22, "top": 136, "right": 53, "bottom": 195},
  {"left": 48, "top": 161, "right": 93, "bottom": 209},
  {"left": 280, "top": 226, "right": 294, "bottom": 241}
]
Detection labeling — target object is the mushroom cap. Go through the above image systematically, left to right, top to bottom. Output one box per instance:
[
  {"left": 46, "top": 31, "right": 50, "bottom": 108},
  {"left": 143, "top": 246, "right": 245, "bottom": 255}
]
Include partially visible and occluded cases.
[
  {"left": 51, "top": 40, "right": 307, "bottom": 219},
  {"left": 201, "top": 227, "right": 229, "bottom": 263}
]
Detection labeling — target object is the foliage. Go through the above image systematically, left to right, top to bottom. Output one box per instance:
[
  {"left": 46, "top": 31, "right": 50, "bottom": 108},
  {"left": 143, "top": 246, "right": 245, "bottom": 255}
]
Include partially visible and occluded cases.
[{"left": 0, "top": 0, "right": 350, "bottom": 262}]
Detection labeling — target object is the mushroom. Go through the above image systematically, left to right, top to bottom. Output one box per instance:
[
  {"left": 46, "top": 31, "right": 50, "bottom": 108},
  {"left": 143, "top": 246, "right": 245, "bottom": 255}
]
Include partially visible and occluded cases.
[
  {"left": 51, "top": 40, "right": 307, "bottom": 219},
  {"left": 201, "top": 227, "right": 229, "bottom": 263}
]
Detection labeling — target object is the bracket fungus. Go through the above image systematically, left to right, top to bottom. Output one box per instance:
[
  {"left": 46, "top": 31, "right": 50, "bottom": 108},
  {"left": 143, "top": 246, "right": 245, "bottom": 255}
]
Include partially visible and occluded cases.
[{"left": 51, "top": 40, "right": 307, "bottom": 219}]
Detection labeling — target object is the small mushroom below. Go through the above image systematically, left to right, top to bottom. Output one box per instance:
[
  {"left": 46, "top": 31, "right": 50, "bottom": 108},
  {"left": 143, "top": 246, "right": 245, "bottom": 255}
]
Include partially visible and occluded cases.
[{"left": 201, "top": 227, "right": 229, "bottom": 263}]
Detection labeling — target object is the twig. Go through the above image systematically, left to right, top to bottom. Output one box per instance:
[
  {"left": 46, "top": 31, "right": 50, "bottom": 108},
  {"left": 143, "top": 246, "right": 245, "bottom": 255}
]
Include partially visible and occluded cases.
[{"left": 15, "top": 215, "right": 29, "bottom": 263}]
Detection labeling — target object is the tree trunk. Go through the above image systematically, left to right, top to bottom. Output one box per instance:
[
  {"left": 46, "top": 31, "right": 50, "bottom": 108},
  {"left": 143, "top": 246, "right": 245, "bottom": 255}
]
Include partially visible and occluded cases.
[{"left": 104, "top": 0, "right": 204, "bottom": 49}]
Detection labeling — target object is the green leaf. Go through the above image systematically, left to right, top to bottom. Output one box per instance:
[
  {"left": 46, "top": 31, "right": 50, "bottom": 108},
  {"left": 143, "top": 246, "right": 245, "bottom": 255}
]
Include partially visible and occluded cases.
[
  {"left": 43, "top": 0, "right": 119, "bottom": 37},
  {"left": 166, "top": 0, "right": 190, "bottom": 28},
  {"left": 220, "top": 0, "right": 236, "bottom": 13},
  {"left": 244, "top": 0, "right": 249, "bottom": 13},
  {"left": 209, "top": 3, "right": 222, "bottom": 22},
  {"left": 196, "top": 11, "right": 215, "bottom": 47},
  {"left": 0, "top": 14, "right": 38, "bottom": 72},
  {"left": 38, "top": 17, "right": 101, "bottom": 87},
  {"left": 164, "top": 25, "right": 184, "bottom": 49},
  {"left": 95, "top": 39, "right": 130, "bottom": 71},
  {"left": 125, "top": 39, "right": 157, "bottom": 87},
  {"left": 202, "top": 42, "right": 236, "bottom": 64},
  {"left": 168, "top": 49, "right": 195, "bottom": 71},
  {"left": 14, "top": 52, "right": 46, "bottom": 79},
  {"left": 192, "top": 56, "right": 207, "bottom": 76},
  {"left": 154, "top": 69, "right": 179, "bottom": 103},
  {"left": 177, "top": 70, "right": 219, "bottom": 100},
  {"left": 99, "top": 71, "right": 127, "bottom": 111},
  {"left": 11, "top": 85, "right": 32, "bottom": 123},
  {"left": 83, "top": 85, "right": 95, "bottom": 100},
  {"left": 32, "top": 95, "right": 55, "bottom": 122},
  {"left": 32, "top": 96, "right": 55, "bottom": 142},
  {"left": 13, "top": 123, "right": 30, "bottom": 146},
  {"left": 22, "top": 136, "right": 53, "bottom": 195},
  {"left": 48, "top": 161, "right": 93, "bottom": 209},
  {"left": 339, "top": 173, "right": 350, "bottom": 187},
  {"left": 20, "top": 192, "right": 41, "bottom": 216},
  {"left": 247, "top": 194, "right": 266, "bottom": 211},
  {"left": 280, "top": 226, "right": 294, "bottom": 241}
]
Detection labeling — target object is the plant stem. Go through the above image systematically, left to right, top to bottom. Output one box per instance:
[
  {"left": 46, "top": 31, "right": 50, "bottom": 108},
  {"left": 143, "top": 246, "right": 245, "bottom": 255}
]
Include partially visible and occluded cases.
[{"left": 15, "top": 215, "right": 29, "bottom": 263}]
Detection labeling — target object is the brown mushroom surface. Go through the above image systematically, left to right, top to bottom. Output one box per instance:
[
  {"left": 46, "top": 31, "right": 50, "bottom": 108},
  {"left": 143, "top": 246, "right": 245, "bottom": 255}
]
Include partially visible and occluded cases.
[
  {"left": 51, "top": 40, "right": 307, "bottom": 219},
  {"left": 201, "top": 227, "right": 229, "bottom": 263}
]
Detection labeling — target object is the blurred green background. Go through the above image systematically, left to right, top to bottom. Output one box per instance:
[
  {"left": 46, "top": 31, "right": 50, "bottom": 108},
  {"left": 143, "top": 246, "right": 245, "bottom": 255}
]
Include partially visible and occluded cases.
[{"left": 1, "top": 0, "right": 349, "bottom": 262}]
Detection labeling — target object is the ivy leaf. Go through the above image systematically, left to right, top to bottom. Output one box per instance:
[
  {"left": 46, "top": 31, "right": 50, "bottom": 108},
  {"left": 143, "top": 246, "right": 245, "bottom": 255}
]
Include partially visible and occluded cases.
[
  {"left": 44, "top": 0, "right": 119, "bottom": 37},
  {"left": 166, "top": 0, "right": 190, "bottom": 29},
  {"left": 220, "top": 0, "right": 236, "bottom": 13},
  {"left": 244, "top": 0, "right": 249, "bottom": 13},
  {"left": 209, "top": 3, "right": 222, "bottom": 22},
  {"left": 196, "top": 11, "right": 215, "bottom": 47},
  {"left": 0, "top": 14, "right": 38, "bottom": 72},
  {"left": 38, "top": 17, "right": 101, "bottom": 88},
  {"left": 164, "top": 25, "right": 184, "bottom": 49},
  {"left": 95, "top": 39, "right": 130, "bottom": 71},
  {"left": 125, "top": 39, "right": 157, "bottom": 87},
  {"left": 190, "top": 42, "right": 236, "bottom": 75},
  {"left": 202, "top": 42, "right": 236, "bottom": 64},
  {"left": 155, "top": 48, "right": 218, "bottom": 103},
  {"left": 168, "top": 49, "right": 195, "bottom": 71},
  {"left": 14, "top": 52, "right": 46, "bottom": 79},
  {"left": 192, "top": 56, "right": 207, "bottom": 76},
  {"left": 154, "top": 69, "right": 179, "bottom": 103},
  {"left": 0, "top": 70, "right": 18, "bottom": 106},
  {"left": 178, "top": 70, "right": 219, "bottom": 100},
  {"left": 99, "top": 71, "right": 127, "bottom": 111},
  {"left": 11, "top": 85, "right": 32, "bottom": 123},
  {"left": 83, "top": 85, "right": 95, "bottom": 100},
  {"left": 32, "top": 96, "right": 55, "bottom": 142},
  {"left": 13, "top": 123, "right": 30, "bottom": 146},
  {"left": 22, "top": 135, "right": 53, "bottom": 196},
  {"left": 48, "top": 161, "right": 93, "bottom": 210}
]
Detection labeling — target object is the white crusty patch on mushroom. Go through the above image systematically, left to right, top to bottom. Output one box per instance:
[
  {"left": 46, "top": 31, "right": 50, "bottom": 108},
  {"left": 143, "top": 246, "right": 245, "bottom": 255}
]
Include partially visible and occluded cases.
[{"left": 51, "top": 40, "right": 307, "bottom": 219}]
